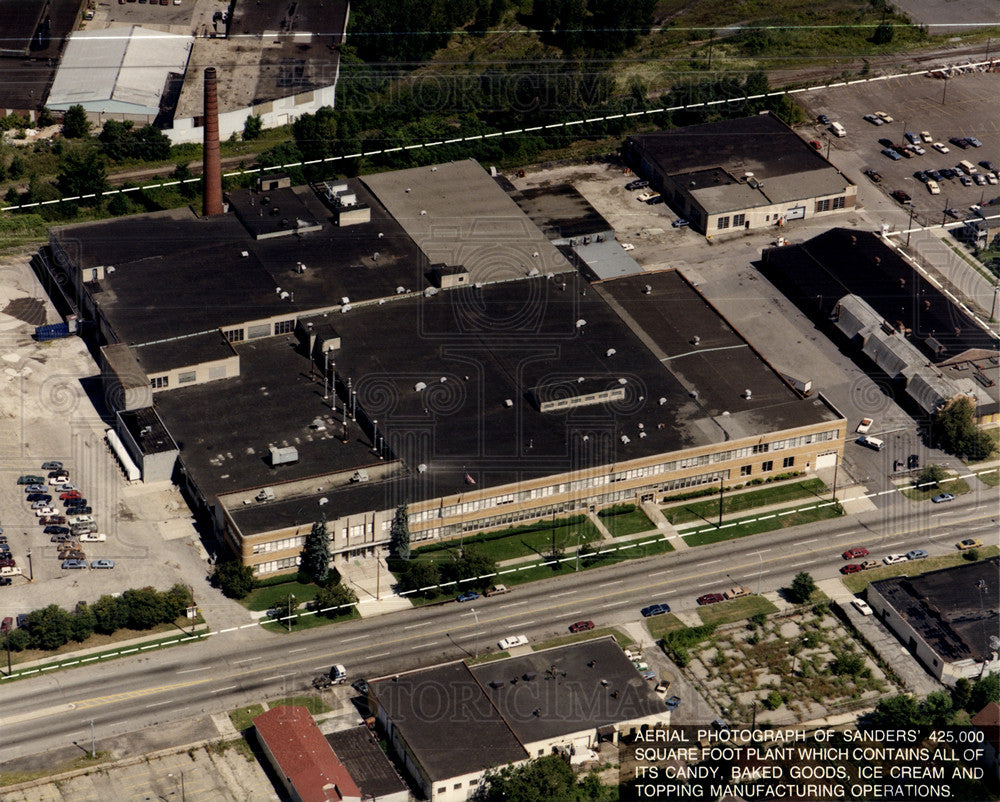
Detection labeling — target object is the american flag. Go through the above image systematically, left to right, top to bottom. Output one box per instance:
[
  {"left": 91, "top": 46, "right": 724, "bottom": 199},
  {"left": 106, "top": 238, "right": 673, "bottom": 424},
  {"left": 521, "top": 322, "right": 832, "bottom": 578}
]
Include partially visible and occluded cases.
[{"left": 464, "top": 472, "right": 476, "bottom": 485}]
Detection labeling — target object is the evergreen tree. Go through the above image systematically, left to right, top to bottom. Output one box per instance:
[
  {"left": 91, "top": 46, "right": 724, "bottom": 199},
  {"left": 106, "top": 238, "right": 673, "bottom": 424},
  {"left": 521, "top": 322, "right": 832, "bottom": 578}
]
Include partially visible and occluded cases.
[
  {"left": 62, "top": 104, "right": 91, "bottom": 139},
  {"left": 390, "top": 504, "right": 410, "bottom": 559},
  {"left": 301, "top": 518, "right": 331, "bottom": 583},
  {"left": 211, "top": 559, "right": 256, "bottom": 599}
]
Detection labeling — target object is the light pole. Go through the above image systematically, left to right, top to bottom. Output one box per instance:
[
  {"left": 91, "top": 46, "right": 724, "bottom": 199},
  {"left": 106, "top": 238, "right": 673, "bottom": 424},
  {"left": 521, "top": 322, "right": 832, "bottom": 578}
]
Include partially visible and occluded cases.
[
  {"left": 574, "top": 531, "right": 581, "bottom": 571},
  {"left": 26, "top": 548, "right": 33, "bottom": 581},
  {"left": 756, "top": 551, "right": 764, "bottom": 596},
  {"left": 286, "top": 593, "right": 295, "bottom": 632},
  {"left": 471, "top": 607, "right": 480, "bottom": 659},
  {"left": 90, "top": 719, "right": 96, "bottom": 758}
]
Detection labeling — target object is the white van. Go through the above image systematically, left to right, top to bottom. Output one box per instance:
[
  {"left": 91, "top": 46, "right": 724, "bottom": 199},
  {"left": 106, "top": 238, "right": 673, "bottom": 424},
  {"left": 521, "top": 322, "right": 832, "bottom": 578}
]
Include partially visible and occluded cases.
[
  {"left": 830, "top": 122, "right": 846, "bottom": 138},
  {"left": 958, "top": 159, "right": 977, "bottom": 175},
  {"left": 857, "top": 435, "right": 884, "bottom": 451}
]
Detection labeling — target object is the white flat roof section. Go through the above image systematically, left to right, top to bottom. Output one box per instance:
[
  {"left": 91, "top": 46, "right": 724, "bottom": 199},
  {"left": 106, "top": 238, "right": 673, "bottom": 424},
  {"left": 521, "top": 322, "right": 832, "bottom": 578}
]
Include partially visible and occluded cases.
[{"left": 46, "top": 26, "right": 193, "bottom": 115}]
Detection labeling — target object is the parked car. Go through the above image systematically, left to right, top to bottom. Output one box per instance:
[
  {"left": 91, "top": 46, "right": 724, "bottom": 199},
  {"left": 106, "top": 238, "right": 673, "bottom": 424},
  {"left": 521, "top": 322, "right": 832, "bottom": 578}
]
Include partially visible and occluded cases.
[
  {"left": 875, "top": 111, "right": 894, "bottom": 122},
  {"left": 818, "top": 114, "right": 830, "bottom": 125},
  {"left": 863, "top": 114, "right": 884, "bottom": 126},
  {"left": 920, "top": 131, "right": 933, "bottom": 142},
  {"left": 905, "top": 132, "right": 921, "bottom": 145},
  {"left": 878, "top": 137, "right": 895, "bottom": 149},
  {"left": 949, "top": 137, "right": 969, "bottom": 149},
  {"left": 965, "top": 137, "right": 983, "bottom": 148},
  {"left": 809, "top": 140, "right": 821, "bottom": 150},
  {"left": 933, "top": 142, "right": 950, "bottom": 154},
  {"left": 881, "top": 148, "right": 902, "bottom": 161},
  {"left": 863, "top": 169, "right": 882, "bottom": 183},
  {"left": 927, "top": 169, "right": 942, "bottom": 181},
  {"left": 987, "top": 172, "right": 999, "bottom": 185},
  {"left": 974, "top": 174, "right": 987, "bottom": 186},
  {"left": 960, "top": 176, "right": 973, "bottom": 187},
  {"left": 625, "top": 179, "right": 649, "bottom": 190},
  {"left": 926, "top": 180, "right": 941, "bottom": 195},
  {"left": 891, "top": 190, "right": 911, "bottom": 203},
  {"left": 636, "top": 191, "right": 658, "bottom": 202},
  {"left": 946, "top": 207, "right": 963, "bottom": 219},
  {"left": 672, "top": 218, "right": 690, "bottom": 228},
  {"left": 620, "top": 242, "right": 635, "bottom": 251},
  {"left": 41, "top": 461, "right": 63, "bottom": 471},
  {"left": 17, "top": 475, "right": 44, "bottom": 485},
  {"left": 48, "top": 475, "right": 69, "bottom": 486},
  {"left": 24, "top": 484, "right": 47, "bottom": 493},
  {"left": 54, "top": 484, "right": 77, "bottom": 493},
  {"left": 60, "top": 491, "right": 81, "bottom": 501},
  {"left": 26, "top": 493, "right": 52, "bottom": 503},
  {"left": 931, "top": 493, "right": 955, "bottom": 503},
  {"left": 64, "top": 499, "right": 89, "bottom": 509},
  {"left": 33, "top": 506, "right": 56, "bottom": 517},
  {"left": 67, "top": 514, "right": 94, "bottom": 525},
  {"left": 39, "top": 515, "right": 66, "bottom": 525},
  {"left": 43, "top": 525, "right": 69, "bottom": 535},
  {"left": 78, "top": 532, "right": 106, "bottom": 542},
  {"left": 50, "top": 534, "right": 71, "bottom": 542},
  {"left": 956, "top": 539, "right": 983, "bottom": 550},
  {"left": 843, "top": 547, "right": 869, "bottom": 560},
  {"left": 906, "top": 549, "right": 928, "bottom": 560},
  {"left": 884, "top": 554, "right": 908, "bottom": 565},
  {"left": 61, "top": 559, "right": 88, "bottom": 569},
  {"left": 90, "top": 560, "right": 115, "bottom": 569},
  {"left": 860, "top": 560, "right": 879, "bottom": 570},
  {"left": 841, "top": 564, "right": 863, "bottom": 574},
  {"left": 0, "top": 577, "right": 11, "bottom": 587},
  {"left": 724, "top": 585, "right": 751, "bottom": 600},
  {"left": 456, "top": 591, "right": 479, "bottom": 603},
  {"left": 697, "top": 593, "right": 725, "bottom": 605},
  {"left": 851, "top": 599, "right": 874, "bottom": 616},
  {"left": 641, "top": 603, "right": 671, "bottom": 617},
  {"left": 569, "top": 620, "right": 595, "bottom": 633},
  {"left": 498, "top": 634, "right": 529, "bottom": 650},
  {"left": 664, "top": 695, "right": 682, "bottom": 711}
]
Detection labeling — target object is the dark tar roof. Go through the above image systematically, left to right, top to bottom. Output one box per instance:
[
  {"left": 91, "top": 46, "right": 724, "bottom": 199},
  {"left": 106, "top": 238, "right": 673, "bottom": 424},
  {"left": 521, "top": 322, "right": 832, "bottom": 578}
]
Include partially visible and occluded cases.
[
  {"left": 0, "top": 0, "right": 47, "bottom": 56},
  {"left": 627, "top": 112, "right": 837, "bottom": 182},
  {"left": 508, "top": 183, "right": 614, "bottom": 242},
  {"left": 228, "top": 185, "right": 320, "bottom": 239},
  {"left": 760, "top": 228, "right": 999, "bottom": 362},
  {"left": 223, "top": 271, "right": 838, "bottom": 535},
  {"left": 132, "top": 330, "right": 236, "bottom": 375},
  {"left": 153, "top": 335, "right": 381, "bottom": 501},
  {"left": 119, "top": 407, "right": 177, "bottom": 456},
  {"left": 871, "top": 557, "right": 999, "bottom": 663},
  {"left": 469, "top": 637, "right": 668, "bottom": 744},
  {"left": 370, "top": 662, "right": 528, "bottom": 781},
  {"left": 325, "top": 727, "right": 409, "bottom": 800}
]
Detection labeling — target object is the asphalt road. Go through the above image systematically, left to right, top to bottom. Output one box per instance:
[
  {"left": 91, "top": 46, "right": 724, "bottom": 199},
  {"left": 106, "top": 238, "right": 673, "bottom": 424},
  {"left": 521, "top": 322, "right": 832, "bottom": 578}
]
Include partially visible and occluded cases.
[{"left": 1, "top": 492, "right": 994, "bottom": 769}]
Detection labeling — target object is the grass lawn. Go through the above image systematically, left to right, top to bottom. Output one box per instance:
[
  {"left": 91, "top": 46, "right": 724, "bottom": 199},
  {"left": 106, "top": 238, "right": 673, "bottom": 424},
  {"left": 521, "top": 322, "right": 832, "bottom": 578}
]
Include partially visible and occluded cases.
[
  {"left": 968, "top": 427, "right": 999, "bottom": 465},
  {"left": 977, "top": 468, "right": 999, "bottom": 487},
  {"left": 899, "top": 477, "right": 971, "bottom": 501},
  {"left": 663, "top": 479, "right": 827, "bottom": 525},
  {"left": 683, "top": 503, "right": 842, "bottom": 547},
  {"left": 600, "top": 508, "right": 655, "bottom": 537},
  {"left": 411, "top": 517, "right": 601, "bottom": 565},
  {"left": 842, "top": 547, "right": 999, "bottom": 593},
  {"left": 242, "top": 581, "right": 321, "bottom": 611},
  {"left": 696, "top": 595, "right": 779, "bottom": 627},
  {"left": 260, "top": 607, "right": 360, "bottom": 633},
  {"left": 644, "top": 613, "right": 688, "bottom": 640},
  {"left": 532, "top": 628, "right": 635, "bottom": 651},
  {"left": 270, "top": 695, "right": 332, "bottom": 715},
  {"left": 229, "top": 704, "right": 265, "bottom": 732}
]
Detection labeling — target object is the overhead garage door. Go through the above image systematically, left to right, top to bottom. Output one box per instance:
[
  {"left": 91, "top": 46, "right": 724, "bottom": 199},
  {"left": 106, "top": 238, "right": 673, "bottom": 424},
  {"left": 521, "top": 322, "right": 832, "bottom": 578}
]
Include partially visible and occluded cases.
[
  {"left": 785, "top": 205, "right": 806, "bottom": 220},
  {"left": 815, "top": 452, "right": 837, "bottom": 469}
]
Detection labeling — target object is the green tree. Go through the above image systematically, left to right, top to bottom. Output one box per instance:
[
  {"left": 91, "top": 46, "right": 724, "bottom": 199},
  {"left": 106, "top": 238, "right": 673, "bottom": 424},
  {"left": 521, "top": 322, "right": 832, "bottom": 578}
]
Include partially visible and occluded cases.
[
  {"left": 872, "top": 23, "right": 894, "bottom": 44},
  {"left": 62, "top": 105, "right": 91, "bottom": 139},
  {"left": 38, "top": 107, "right": 56, "bottom": 127},
  {"left": 242, "top": 114, "right": 263, "bottom": 140},
  {"left": 98, "top": 119, "right": 134, "bottom": 161},
  {"left": 132, "top": 124, "right": 171, "bottom": 160},
  {"left": 56, "top": 145, "right": 107, "bottom": 201},
  {"left": 8, "top": 153, "right": 25, "bottom": 179},
  {"left": 171, "top": 162, "right": 197, "bottom": 198},
  {"left": 4, "top": 187, "right": 19, "bottom": 205},
  {"left": 107, "top": 192, "right": 133, "bottom": 216},
  {"left": 931, "top": 397, "right": 994, "bottom": 460},
  {"left": 916, "top": 464, "right": 947, "bottom": 487},
  {"left": 390, "top": 504, "right": 410, "bottom": 559},
  {"left": 300, "top": 518, "right": 331, "bottom": 584},
  {"left": 441, "top": 545, "right": 497, "bottom": 591},
  {"left": 212, "top": 559, "right": 256, "bottom": 599},
  {"left": 398, "top": 561, "right": 441, "bottom": 596},
  {"left": 788, "top": 572, "right": 817, "bottom": 604},
  {"left": 163, "top": 584, "right": 193, "bottom": 620},
  {"left": 310, "top": 584, "right": 359, "bottom": 618},
  {"left": 122, "top": 587, "right": 168, "bottom": 629},
  {"left": 91, "top": 594, "right": 129, "bottom": 634},
  {"left": 71, "top": 603, "right": 96, "bottom": 642},
  {"left": 27, "top": 605, "right": 73, "bottom": 650},
  {"left": 5, "top": 628, "right": 30, "bottom": 651},
  {"left": 830, "top": 650, "right": 869, "bottom": 677},
  {"left": 968, "top": 673, "right": 1000, "bottom": 712},
  {"left": 951, "top": 677, "right": 972, "bottom": 711},
  {"left": 763, "top": 690, "right": 784, "bottom": 710},
  {"left": 920, "top": 690, "right": 954, "bottom": 725},
  {"left": 869, "top": 694, "right": 922, "bottom": 727},
  {"left": 475, "top": 754, "right": 585, "bottom": 802}
]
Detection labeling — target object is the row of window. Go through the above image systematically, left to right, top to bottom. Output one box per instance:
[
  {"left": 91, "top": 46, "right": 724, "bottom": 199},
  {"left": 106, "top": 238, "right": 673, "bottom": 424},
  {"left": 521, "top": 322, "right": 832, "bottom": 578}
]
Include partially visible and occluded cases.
[
  {"left": 816, "top": 196, "right": 847, "bottom": 213},
  {"left": 717, "top": 213, "right": 747, "bottom": 230},
  {"left": 223, "top": 319, "right": 296, "bottom": 344},
  {"left": 409, "top": 430, "right": 839, "bottom": 524},
  {"left": 739, "top": 456, "right": 794, "bottom": 476},
  {"left": 251, "top": 535, "right": 306, "bottom": 555},
  {"left": 253, "top": 555, "right": 300, "bottom": 575},
  {"left": 438, "top": 778, "right": 479, "bottom": 794}
]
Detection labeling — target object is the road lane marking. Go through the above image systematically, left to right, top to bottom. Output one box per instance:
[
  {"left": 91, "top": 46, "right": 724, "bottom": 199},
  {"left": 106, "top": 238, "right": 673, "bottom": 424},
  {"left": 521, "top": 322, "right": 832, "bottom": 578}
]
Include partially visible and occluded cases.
[
  {"left": 404, "top": 621, "right": 433, "bottom": 629},
  {"left": 177, "top": 667, "right": 211, "bottom": 674}
]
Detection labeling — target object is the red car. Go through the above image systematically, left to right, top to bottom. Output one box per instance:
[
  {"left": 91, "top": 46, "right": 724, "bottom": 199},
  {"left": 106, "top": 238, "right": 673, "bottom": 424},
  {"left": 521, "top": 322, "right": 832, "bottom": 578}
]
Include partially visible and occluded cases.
[
  {"left": 809, "top": 140, "right": 821, "bottom": 150},
  {"left": 60, "top": 491, "right": 81, "bottom": 501},
  {"left": 39, "top": 515, "right": 66, "bottom": 525},
  {"left": 842, "top": 547, "right": 869, "bottom": 560},
  {"left": 841, "top": 564, "right": 863, "bottom": 574},
  {"left": 697, "top": 593, "right": 725, "bottom": 605},
  {"left": 569, "top": 620, "right": 595, "bottom": 633}
]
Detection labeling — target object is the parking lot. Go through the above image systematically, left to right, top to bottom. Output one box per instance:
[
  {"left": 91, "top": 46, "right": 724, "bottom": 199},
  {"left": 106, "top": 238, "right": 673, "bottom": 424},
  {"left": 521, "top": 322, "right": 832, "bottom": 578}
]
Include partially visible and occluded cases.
[
  {"left": 804, "top": 71, "right": 1000, "bottom": 225},
  {"left": 0, "top": 249, "right": 226, "bottom": 636}
]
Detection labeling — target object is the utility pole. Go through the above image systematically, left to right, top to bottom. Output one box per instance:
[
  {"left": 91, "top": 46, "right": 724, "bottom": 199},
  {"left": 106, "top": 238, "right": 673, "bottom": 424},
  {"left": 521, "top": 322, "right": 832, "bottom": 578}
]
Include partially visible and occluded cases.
[
  {"left": 906, "top": 203, "right": 915, "bottom": 247},
  {"left": 832, "top": 452, "right": 839, "bottom": 503},
  {"left": 718, "top": 475, "right": 725, "bottom": 528},
  {"left": 574, "top": 531, "right": 581, "bottom": 571},
  {"left": 756, "top": 551, "right": 764, "bottom": 596},
  {"left": 286, "top": 593, "right": 295, "bottom": 632},
  {"left": 90, "top": 719, "right": 96, "bottom": 758}
]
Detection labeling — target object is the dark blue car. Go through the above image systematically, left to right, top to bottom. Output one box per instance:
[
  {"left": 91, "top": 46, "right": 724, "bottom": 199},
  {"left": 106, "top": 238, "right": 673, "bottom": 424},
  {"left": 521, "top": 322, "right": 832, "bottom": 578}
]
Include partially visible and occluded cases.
[
  {"left": 457, "top": 591, "right": 479, "bottom": 603},
  {"left": 641, "top": 603, "right": 671, "bottom": 617}
]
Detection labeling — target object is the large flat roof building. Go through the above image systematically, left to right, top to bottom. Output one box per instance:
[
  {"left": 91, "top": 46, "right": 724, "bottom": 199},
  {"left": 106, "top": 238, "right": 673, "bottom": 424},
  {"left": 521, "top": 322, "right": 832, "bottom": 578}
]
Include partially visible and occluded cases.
[
  {"left": 624, "top": 112, "right": 857, "bottom": 235},
  {"left": 866, "top": 557, "right": 1000, "bottom": 685}
]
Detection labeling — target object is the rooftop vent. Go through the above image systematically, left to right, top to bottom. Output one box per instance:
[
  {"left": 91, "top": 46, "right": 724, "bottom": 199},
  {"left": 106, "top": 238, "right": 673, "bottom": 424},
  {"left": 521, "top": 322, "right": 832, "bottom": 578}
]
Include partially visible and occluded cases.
[
  {"left": 576, "top": 319, "right": 587, "bottom": 328},
  {"left": 691, "top": 335, "right": 701, "bottom": 345},
  {"left": 606, "top": 348, "right": 616, "bottom": 357},
  {"left": 414, "top": 381, "right": 427, "bottom": 392},
  {"left": 744, "top": 388, "right": 752, "bottom": 400},
  {"left": 659, "top": 397, "right": 666, "bottom": 405},
  {"left": 504, "top": 399, "right": 513, "bottom": 407},
  {"left": 417, "top": 463, "right": 427, "bottom": 473}
]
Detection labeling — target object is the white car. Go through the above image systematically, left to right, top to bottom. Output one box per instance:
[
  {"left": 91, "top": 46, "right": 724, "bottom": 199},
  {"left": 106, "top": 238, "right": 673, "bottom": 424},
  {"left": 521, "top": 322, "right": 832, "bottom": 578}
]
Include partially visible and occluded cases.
[
  {"left": 875, "top": 111, "right": 894, "bottom": 123},
  {"left": 920, "top": 131, "right": 933, "bottom": 142},
  {"left": 933, "top": 142, "right": 950, "bottom": 154},
  {"left": 910, "top": 145, "right": 926, "bottom": 155},
  {"left": 987, "top": 172, "right": 999, "bottom": 185},
  {"left": 926, "top": 179, "right": 940, "bottom": 195},
  {"left": 636, "top": 191, "right": 657, "bottom": 202},
  {"left": 620, "top": 242, "right": 635, "bottom": 252},
  {"left": 856, "top": 418, "right": 873, "bottom": 434},
  {"left": 33, "top": 506, "right": 56, "bottom": 517},
  {"left": 67, "top": 514, "right": 95, "bottom": 526},
  {"left": 78, "top": 532, "right": 106, "bottom": 542},
  {"left": 883, "top": 554, "right": 908, "bottom": 565},
  {"left": 851, "top": 599, "right": 874, "bottom": 616},
  {"left": 498, "top": 635, "right": 529, "bottom": 650}
]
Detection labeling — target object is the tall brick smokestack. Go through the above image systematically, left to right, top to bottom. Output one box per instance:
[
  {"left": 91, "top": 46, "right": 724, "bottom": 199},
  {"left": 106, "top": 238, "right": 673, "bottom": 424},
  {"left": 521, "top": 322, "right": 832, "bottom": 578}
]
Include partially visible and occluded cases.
[{"left": 202, "top": 67, "right": 224, "bottom": 217}]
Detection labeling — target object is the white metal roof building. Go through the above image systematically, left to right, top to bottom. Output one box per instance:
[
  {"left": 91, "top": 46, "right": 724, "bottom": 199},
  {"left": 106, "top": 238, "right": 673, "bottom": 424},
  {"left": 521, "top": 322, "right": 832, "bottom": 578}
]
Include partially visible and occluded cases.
[{"left": 46, "top": 26, "right": 192, "bottom": 117}]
